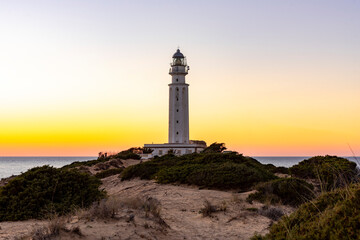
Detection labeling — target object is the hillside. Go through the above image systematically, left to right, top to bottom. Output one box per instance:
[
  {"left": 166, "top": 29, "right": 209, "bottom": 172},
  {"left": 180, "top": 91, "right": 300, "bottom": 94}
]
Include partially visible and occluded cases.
[
  {"left": 1, "top": 153, "right": 358, "bottom": 239},
  {"left": 1, "top": 176, "right": 294, "bottom": 240}
]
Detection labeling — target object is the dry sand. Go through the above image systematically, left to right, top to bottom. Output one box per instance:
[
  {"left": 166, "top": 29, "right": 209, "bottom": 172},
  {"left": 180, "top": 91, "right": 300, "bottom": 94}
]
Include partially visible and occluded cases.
[
  {"left": 0, "top": 159, "right": 294, "bottom": 239},
  {"left": 0, "top": 173, "right": 294, "bottom": 240}
]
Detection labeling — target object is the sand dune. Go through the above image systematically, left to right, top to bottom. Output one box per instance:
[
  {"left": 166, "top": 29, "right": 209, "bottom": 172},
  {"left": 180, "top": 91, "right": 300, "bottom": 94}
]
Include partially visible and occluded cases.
[{"left": 0, "top": 172, "right": 294, "bottom": 240}]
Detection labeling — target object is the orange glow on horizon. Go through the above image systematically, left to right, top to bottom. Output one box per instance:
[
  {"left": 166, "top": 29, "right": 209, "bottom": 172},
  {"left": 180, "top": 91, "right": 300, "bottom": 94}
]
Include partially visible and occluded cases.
[{"left": 0, "top": 1, "right": 359, "bottom": 157}]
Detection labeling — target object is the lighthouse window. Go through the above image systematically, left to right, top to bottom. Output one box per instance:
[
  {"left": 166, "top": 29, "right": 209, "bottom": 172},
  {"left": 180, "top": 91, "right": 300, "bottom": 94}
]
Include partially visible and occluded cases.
[
  {"left": 176, "top": 78, "right": 178, "bottom": 82},
  {"left": 176, "top": 97, "right": 178, "bottom": 101},
  {"left": 176, "top": 109, "right": 179, "bottom": 112},
  {"left": 176, "top": 120, "right": 179, "bottom": 123},
  {"left": 176, "top": 132, "right": 179, "bottom": 135}
]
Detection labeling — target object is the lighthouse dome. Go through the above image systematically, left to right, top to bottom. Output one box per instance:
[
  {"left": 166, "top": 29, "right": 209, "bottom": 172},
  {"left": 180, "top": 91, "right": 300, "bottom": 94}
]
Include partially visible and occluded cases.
[{"left": 172, "top": 49, "right": 185, "bottom": 58}]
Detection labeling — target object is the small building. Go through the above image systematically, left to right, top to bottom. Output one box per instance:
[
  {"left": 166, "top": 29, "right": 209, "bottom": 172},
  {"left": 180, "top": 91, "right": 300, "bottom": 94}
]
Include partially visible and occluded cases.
[{"left": 143, "top": 49, "right": 206, "bottom": 158}]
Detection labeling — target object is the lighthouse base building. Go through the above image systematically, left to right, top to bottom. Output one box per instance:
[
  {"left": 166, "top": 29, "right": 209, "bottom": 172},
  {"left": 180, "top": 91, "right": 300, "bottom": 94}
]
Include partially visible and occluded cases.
[
  {"left": 143, "top": 49, "right": 206, "bottom": 158},
  {"left": 144, "top": 140, "right": 206, "bottom": 158}
]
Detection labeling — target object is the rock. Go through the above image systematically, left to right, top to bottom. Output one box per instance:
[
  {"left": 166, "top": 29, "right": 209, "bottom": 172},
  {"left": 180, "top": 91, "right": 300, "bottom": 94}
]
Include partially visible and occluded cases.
[{"left": 70, "top": 216, "right": 79, "bottom": 224}]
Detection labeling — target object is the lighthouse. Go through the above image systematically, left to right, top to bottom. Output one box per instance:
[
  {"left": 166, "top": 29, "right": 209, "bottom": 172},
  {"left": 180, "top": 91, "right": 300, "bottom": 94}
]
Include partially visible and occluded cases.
[
  {"left": 143, "top": 49, "right": 206, "bottom": 158},
  {"left": 168, "top": 49, "right": 189, "bottom": 144}
]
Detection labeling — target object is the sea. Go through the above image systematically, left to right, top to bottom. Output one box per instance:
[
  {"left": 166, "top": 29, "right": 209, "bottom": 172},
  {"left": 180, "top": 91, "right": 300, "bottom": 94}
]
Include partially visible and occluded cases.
[
  {"left": 0, "top": 156, "right": 359, "bottom": 179},
  {"left": 0, "top": 157, "right": 97, "bottom": 179}
]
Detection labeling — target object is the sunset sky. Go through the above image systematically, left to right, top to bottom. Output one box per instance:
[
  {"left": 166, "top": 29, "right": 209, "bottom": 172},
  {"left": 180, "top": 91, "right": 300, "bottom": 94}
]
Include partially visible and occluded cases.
[{"left": 0, "top": 1, "right": 359, "bottom": 156}]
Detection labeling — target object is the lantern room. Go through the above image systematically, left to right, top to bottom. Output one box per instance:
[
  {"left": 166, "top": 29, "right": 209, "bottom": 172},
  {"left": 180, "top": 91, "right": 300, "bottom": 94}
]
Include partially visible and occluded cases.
[{"left": 171, "top": 49, "right": 187, "bottom": 66}]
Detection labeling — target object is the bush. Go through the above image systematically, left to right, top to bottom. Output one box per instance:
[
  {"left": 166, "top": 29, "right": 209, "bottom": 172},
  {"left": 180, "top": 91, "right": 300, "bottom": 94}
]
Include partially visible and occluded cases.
[
  {"left": 201, "top": 142, "right": 227, "bottom": 153},
  {"left": 62, "top": 148, "right": 140, "bottom": 170},
  {"left": 112, "top": 149, "right": 141, "bottom": 160},
  {"left": 121, "top": 153, "right": 277, "bottom": 190},
  {"left": 121, "top": 153, "right": 184, "bottom": 181},
  {"left": 290, "top": 155, "right": 359, "bottom": 191},
  {"left": 62, "top": 158, "right": 100, "bottom": 169},
  {"left": 264, "top": 164, "right": 289, "bottom": 174},
  {"left": 0, "top": 166, "right": 105, "bottom": 221},
  {"left": 274, "top": 166, "right": 289, "bottom": 174},
  {"left": 95, "top": 168, "right": 124, "bottom": 179},
  {"left": 247, "top": 178, "right": 315, "bottom": 207},
  {"left": 252, "top": 183, "right": 360, "bottom": 240},
  {"left": 258, "top": 206, "right": 284, "bottom": 221}
]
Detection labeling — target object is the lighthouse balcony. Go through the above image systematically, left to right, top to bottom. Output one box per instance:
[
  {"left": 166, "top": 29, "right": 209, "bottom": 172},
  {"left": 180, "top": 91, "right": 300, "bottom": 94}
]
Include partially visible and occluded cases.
[{"left": 169, "top": 66, "right": 188, "bottom": 74}]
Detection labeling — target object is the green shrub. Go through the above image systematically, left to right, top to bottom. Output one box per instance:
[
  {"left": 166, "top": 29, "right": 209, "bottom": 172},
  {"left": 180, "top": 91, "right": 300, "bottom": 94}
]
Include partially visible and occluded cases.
[
  {"left": 201, "top": 142, "right": 227, "bottom": 153},
  {"left": 62, "top": 148, "right": 141, "bottom": 170},
  {"left": 112, "top": 149, "right": 141, "bottom": 160},
  {"left": 121, "top": 153, "right": 277, "bottom": 190},
  {"left": 121, "top": 153, "right": 181, "bottom": 181},
  {"left": 290, "top": 155, "right": 358, "bottom": 191},
  {"left": 62, "top": 158, "right": 102, "bottom": 169},
  {"left": 264, "top": 164, "right": 289, "bottom": 174},
  {"left": 0, "top": 166, "right": 105, "bottom": 221},
  {"left": 95, "top": 168, "right": 124, "bottom": 179},
  {"left": 247, "top": 178, "right": 315, "bottom": 207},
  {"left": 252, "top": 183, "right": 360, "bottom": 240},
  {"left": 199, "top": 200, "right": 219, "bottom": 217},
  {"left": 258, "top": 206, "right": 284, "bottom": 221}
]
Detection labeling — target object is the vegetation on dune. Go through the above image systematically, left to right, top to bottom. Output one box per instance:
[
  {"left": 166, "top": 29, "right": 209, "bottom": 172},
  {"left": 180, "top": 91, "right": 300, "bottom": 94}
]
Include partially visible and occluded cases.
[
  {"left": 201, "top": 142, "right": 227, "bottom": 153},
  {"left": 62, "top": 148, "right": 141, "bottom": 170},
  {"left": 110, "top": 148, "right": 141, "bottom": 160},
  {"left": 121, "top": 152, "right": 277, "bottom": 190},
  {"left": 289, "top": 155, "right": 359, "bottom": 191},
  {"left": 61, "top": 158, "right": 103, "bottom": 169},
  {"left": 263, "top": 164, "right": 289, "bottom": 174},
  {"left": 0, "top": 166, "right": 105, "bottom": 221},
  {"left": 95, "top": 168, "right": 124, "bottom": 179},
  {"left": 246, "top": 178, "right": 315, "bottom": 207},
  {"left": 252, "top": 183, "right": 360, "bottom": 240},
  {"left": 199, "top": 199, "right": 227, "bottom": 217}
]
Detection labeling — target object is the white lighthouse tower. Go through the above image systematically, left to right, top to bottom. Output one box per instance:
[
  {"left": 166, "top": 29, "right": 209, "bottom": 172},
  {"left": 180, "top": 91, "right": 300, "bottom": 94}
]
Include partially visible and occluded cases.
[
  {"left": 143, "top": 49, "right": 206, "bottom": 158},
  {"left": 168, "top": 49, "right": 189, "bottom": 144}
]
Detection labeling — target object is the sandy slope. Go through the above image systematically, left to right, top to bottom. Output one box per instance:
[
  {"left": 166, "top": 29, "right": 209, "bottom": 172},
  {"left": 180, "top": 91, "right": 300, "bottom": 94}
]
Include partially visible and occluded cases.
[
  {"left": 0, "top": 174, "right": 293, "bottom": 240},
  {"left": 102, "top": 176, "right": 274, "bottom": 240}
]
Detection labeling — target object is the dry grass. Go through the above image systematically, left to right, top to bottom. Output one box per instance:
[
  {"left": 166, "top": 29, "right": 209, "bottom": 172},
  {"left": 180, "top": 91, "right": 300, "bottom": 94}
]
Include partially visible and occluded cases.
[
  {"left": 79, "top": 196, "right": 169, "bottom": 228},
  {"left": 84, "top": 197, "right": 122, "bottom": 220},
  {"left": 119, "top": 197, "right": 144, "bottom": 210},
  {"left": 125, "top": 197, "right": 169, "bottom": 228},
  {"left": 142, "top": 198, "right": 160, "bottom": 218},
  {"left": 199, "top": 199, "right": 227, "bottom": 217},
  {"left": 200, "top": 200, "right": 218, "bottom": 217},
  {"left": 29, "top": 216, "right": 68, "bottom": 240},
  {"left": 48, "top": 216, "right": 66, "bottom": 236},
  {"left": 30, "top": 227, "right": 51, "bottom": 240}
]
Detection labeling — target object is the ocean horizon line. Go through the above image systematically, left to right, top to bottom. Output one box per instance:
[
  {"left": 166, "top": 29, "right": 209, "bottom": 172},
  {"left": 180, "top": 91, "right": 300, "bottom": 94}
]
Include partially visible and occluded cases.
[
  {"left": 0, "top": 155, "right": 359, "bottom": 158},
  {"left": 0, "top": 156, "right": 97, "bottom": 158}
]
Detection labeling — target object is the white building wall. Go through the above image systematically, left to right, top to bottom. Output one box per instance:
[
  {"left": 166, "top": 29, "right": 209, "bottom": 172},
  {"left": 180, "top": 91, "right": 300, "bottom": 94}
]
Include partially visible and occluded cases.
[{"left": 144, "top": 145, "right": 206, "bottom": 157}]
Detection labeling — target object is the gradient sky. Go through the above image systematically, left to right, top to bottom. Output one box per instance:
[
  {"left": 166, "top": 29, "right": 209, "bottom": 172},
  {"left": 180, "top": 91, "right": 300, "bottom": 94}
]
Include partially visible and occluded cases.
[{"left": 0, "top": 0, "right": 359, "bottom": 156}]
